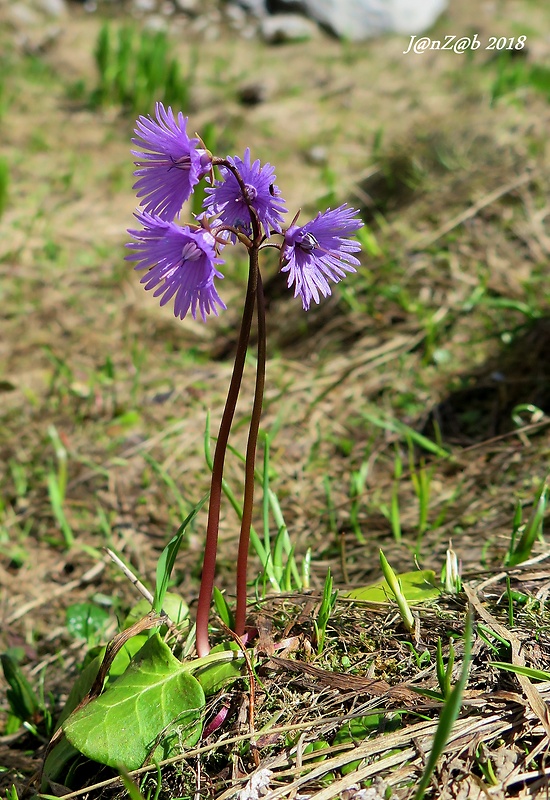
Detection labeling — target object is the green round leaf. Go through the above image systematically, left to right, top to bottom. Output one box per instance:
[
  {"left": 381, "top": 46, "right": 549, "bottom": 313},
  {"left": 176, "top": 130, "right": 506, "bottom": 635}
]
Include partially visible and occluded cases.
[
  {"left": 343, "top": 570, "right": 440, "bottom": 603},
  {"left": 63, "top": 634, "right": 205, "bottom": 769}
]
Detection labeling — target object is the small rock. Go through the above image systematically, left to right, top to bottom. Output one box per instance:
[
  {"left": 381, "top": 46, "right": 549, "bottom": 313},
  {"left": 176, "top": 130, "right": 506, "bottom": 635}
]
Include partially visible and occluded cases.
[
  {"left": 260, "top": 13, "right": 317, "bottom": 43},
  {"left": 237, "top": 81, "right": 269, "bottom": 105},
  {"left": 304, "top": 145, "right": 328, "bottom": 165}
]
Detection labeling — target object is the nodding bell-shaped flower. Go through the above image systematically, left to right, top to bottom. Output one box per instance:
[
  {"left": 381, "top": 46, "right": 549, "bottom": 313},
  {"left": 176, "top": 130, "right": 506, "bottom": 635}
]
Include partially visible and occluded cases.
[
  {"left": 132, "top": 102, "right": 211, "bottom": 221},
  {"left": 203, "top": 148, "right": 287, "bottom": 239},
  {"left": 280, "top": 204, "right": 363, "bottom": 310},
  {"left": 126, "top": 211, "right": 226, "bottom": 321}
]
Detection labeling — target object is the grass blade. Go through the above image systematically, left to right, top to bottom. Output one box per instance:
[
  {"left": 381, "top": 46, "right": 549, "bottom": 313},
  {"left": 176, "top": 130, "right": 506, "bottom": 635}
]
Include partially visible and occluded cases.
[
  {"left": 153, "top": 496, "right": 207, "bottom": 615},
  {"left": 414, "top": 612, "right": 473, "bottom": 800}
]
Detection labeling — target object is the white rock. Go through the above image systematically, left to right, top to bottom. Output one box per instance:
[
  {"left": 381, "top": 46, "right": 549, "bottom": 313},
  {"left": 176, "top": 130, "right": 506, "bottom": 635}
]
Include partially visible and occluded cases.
[
  {"left": 275, "top": 0, "right": 447, "bottom": 40},
  {"left": 388, "top": 0, "right": 448, "bottom": 34},
  {"left": 260, "top": 13, "right": 317, "bottom": 43},
  {"left": 304, "top": 145, "right": 328, "bottom": 165}
]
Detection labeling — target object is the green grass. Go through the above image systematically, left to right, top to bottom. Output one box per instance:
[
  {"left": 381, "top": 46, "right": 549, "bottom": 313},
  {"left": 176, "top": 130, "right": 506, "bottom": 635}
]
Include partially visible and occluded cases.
[
  {"left": 91, "top": 23, "right": 197, "bottom": 113},
  {"left": 489, "top": 50, "right": 550, "bottom": 105},
  {"left": 0, "top": 159, "right": 8, "bottom": 219},
  {"left": 505, "top": 479, "right": 548, "bottom": 567},
  {"left": 414, "top": 614, "right": 473, "bottom": 800}
]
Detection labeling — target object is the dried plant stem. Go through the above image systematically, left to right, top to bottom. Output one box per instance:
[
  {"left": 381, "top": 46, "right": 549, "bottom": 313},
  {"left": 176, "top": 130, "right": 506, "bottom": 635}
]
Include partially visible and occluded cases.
[
  {"left": 195, "top": 247, "right": 259, "bottom": 657},
  {"left": 235, "top": 264, "right": 266, "bottom": 636},
  {"left": 104, "top": 547, "right": 154, "bottom": 605}
]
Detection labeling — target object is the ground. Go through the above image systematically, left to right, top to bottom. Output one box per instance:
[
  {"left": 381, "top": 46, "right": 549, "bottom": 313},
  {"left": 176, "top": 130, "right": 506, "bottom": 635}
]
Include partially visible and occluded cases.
[{"left": 1, "top": 0, "right": 550, "bottom": 796}]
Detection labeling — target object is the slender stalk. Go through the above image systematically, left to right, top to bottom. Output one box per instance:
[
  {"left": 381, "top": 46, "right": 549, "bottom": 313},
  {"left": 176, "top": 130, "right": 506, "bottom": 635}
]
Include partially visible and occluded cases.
[
  {"left": 196, "top": 156, "right": 264, "bottom": 657},
  {"left": 195, "top": 256, "right": 258, "bottom": 657},
  {"left": 235, "top": 261, "right": 266, "bottom": 636}
]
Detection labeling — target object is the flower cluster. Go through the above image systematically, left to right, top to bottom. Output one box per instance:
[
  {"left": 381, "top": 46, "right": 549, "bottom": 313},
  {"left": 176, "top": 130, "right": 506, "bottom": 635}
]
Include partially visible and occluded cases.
[{"left": 127, "top": 102, "right": 363, "bottom": 318}]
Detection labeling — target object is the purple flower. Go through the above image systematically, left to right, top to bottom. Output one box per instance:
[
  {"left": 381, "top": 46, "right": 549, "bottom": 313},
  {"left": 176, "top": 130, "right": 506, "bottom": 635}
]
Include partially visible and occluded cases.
[
  {"left": 132, "top": 103, "right": 211, "bottom": 221},
  {"left": 203, "top": 148, "right": 287, "bottom": 238},
  {"left": 280, "top": 205, "right": 363, "bottom": 311},
  {"left": 126, "top": 211, "right": 226, "bottom": 321}
]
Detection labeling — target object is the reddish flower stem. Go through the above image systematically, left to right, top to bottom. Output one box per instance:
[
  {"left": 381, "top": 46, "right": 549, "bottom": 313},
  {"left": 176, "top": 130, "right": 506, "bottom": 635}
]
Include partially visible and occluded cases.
[
  {"left": 195, "top": 158, "right": 264, "bottom": 658},
  {"left": 195, "top": 250, "right": 259, "bottom": 658},
  {"left": 235, "top": 266, "right": 266, "bottom": 637}
]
